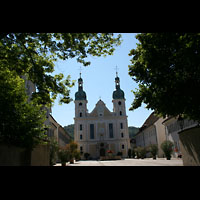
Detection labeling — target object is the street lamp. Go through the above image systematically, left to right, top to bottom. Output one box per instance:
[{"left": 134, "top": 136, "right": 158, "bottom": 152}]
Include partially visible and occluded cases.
[{"left": 177, "top": 115, "right": 184, "bottom": 131}]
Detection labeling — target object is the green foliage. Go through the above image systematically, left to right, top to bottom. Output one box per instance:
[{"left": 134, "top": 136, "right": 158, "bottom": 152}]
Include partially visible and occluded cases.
[
  {"left": 0, "top": 33, "right": 122, "bottom": 106},
  {"left": 0, "top": 33, "right": 121, "bottom": 151},
  {"left": 128, "top": 33, "right": 200, "bottom": 122},
  {"left": 0, "top": 66, "right": 47, "bottom": 150},
  {"left": 63, "top": 124, "right": 74, "bottom": 140},
  {"left": 129, "top": 126, "right": 139, "bottom": 138},
  {"left": 49, "top": 138, "right": 59, "bottom": 165},
  {"left": 161, "top": 140, "right": 174, "bottom": 159},
  {"left": 57, "top": 141, "right": 79, "bottom": 164},
  {"left": 66, "top": 141, "right": 79, "bottom": 163},
  {"left": 148, "top": 144, "right": 158, "bottom": 159},
  {"left": 135, "top": 146, "right": 146, "bottom": 159},
  {"left": 57, "top": 147, "right": 70, "bottom": 164},
  {"left": 128, "top": 148, "right": 132, "bottom": 158},
  {"left": 132, "top": 148, "right": 136, "bottom": 158},
  {"left": 74, "top": 150, "right": 81, "bottom": 161},
  {"left": 84, "top": 152, "right": 90, "bottom": 160},
  {"left": 117, "top": 152, "right": 123, "bottom": 156}
]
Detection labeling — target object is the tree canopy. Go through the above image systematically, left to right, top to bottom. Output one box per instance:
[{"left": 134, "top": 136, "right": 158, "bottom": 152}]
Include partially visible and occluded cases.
[
  {"left": 0, "top": 33, "right": 122, "bottom": 106},
  {"left": 0, "top": 33, "right": 121, "bottom": 148},
  {"left": 128, "top": 33, "right": 200, "bottom": 122},
  {"left": 0, "top": 65, "right": 47, "bottom": 149}
]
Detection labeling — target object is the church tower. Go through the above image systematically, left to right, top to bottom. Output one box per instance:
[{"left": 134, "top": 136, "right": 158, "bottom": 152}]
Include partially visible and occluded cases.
[
  {"left": 112, "top": 72, "right": 126, "bottom": 117},
  {"left": 74, "top": 73, "right": 88, "bottom": 118}
]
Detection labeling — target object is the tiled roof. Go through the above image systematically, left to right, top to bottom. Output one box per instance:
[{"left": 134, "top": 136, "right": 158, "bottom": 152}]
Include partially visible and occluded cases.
[{"left": 135, "top": 112, "right": 159, "bottom": 135}]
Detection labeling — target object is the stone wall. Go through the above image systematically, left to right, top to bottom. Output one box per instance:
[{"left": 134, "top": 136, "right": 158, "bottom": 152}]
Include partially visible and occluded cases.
[
  {"left": 179, "top": 126, "right": 200, "bottom": 166},
  {"left": 0, "top": 144, "right": 50, "bottom": 166},
  {"left": 0, "top": 144, "right": 31, "bottom": 166},
  {"left": 31, "top": 144, "right": 50, "bottom": 166}
]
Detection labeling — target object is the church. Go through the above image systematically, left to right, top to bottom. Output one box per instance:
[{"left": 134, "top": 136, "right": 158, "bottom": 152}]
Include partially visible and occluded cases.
[{"left": 74, "top": 72, "right": 130, "bottom": 159}]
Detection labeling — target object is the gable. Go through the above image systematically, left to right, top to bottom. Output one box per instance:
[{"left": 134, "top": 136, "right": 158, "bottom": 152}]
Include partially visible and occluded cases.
[{"left": 89, "top": 100, "right": 113, "bottom": 118}]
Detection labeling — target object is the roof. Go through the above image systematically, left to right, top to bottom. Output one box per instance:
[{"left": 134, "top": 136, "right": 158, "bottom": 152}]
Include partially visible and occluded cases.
[
  {"left": 88, "top": 99, "right": 113, "bottom": 117},
  {"left": 135, "top": 112, "right": 159, "bottom": 136},
  {"left": 162, "top": 116, "right": 174, "bottom": 124}
]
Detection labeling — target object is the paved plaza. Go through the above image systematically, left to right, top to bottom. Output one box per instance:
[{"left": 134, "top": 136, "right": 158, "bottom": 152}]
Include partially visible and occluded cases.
[{"left": 55, "top": 158, "right": 183, "bottom": 166}]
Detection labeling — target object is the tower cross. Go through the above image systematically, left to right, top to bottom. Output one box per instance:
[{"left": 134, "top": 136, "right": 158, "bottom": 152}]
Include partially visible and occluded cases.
[
  {"left": 114, "top": 65, "right": 119, "bottom": 77},
  {"left": 78, "top": 66, "right": 83, "bottom": 77}
]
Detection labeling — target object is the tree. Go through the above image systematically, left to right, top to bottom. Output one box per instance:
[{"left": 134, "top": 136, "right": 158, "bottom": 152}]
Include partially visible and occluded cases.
[
  {"left": 0, "top": 33, "right": 122, "bottom": 106},
  {"left": 0, "top": 33, "right": 121, "bottom": 150},
  {"left": 128, "top": 33, "right": 200, "bottom": 122},
  {"left": 0, "top": 66, "right": 47, "bottom": 150},
  {"left": 63, "top": 124, "right": 74, "bottom": 140}
]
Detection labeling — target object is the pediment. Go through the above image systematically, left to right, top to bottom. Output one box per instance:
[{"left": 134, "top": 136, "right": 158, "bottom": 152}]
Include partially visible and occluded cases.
[{"left": 89, "top": 100, "right": 113, "bottom": 117}]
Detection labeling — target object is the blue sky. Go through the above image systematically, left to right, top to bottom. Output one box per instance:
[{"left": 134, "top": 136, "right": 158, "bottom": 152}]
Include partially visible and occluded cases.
[{"left": 51, "top": 33, "right": 153, "bottom": 128}]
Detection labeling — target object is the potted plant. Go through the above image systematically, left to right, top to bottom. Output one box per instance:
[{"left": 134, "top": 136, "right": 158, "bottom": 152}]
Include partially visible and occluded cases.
[
  {"left": 49, "top": 138, "right": 59, "bottom": 166},
  {"left": 161, "top": 140, "right": 174, "bottom": 160},
  {"left": 66, "top": 141, "right": 78, "bottom": 164},
  {"left": 149, "top": 144, "right": 158, "bottom": 159},
  {"left": 57, "top": 147, "right": 69, "bottom": 166},
  {"left": 134, "top": 147, "right": 140, "bottom": 159},
  {"left": 135, "top": 147, "right": 146, "bottom": 159},
  {"left": 140, "top": 147, "right": 146, "bottom": 159},
  {"left": 128, "top": 148, "right": 132, "bottom": 158},
  {"left": 132, "top": 148, "right": 136, "bottom": 158},
  {"left": 74, "top": 150, "right": 81, "bottom": 161},
  {"left": 107, "top": 150, "right": 113, "bottom": 159},
  {"left": 107, "top": 150, "right": 113, "bottom": 155},
  {"left": 84, "top": 152, "right": 90, "bottom": 160}
]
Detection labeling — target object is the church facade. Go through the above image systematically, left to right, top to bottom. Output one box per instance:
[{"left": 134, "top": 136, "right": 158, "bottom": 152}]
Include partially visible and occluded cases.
[{"left": 74, "top": 73, "right": 130, "bottom": 159}]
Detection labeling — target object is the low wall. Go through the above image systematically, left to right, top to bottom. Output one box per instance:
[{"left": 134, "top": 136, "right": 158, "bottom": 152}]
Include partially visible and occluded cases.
[
  {"left": 179, "top": 126, "right": 200, "bottom": 166},
  {"left": 0, "top": 144, "right": 50, "bottom": 166},
  {"left": 0, "top": 144, "right": 31, "bottom": 166},
  {"left": 31, "top": 144, "right": 50, "bottom": 166}
]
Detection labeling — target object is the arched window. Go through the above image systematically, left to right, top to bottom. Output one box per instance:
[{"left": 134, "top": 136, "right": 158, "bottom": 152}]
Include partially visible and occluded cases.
[
  {"left": 118, "top": 101, "right": 121, "bottom": 105},
  {"left": 79, "top": 102, "right": 82, "bottom": 106},
  {"left": 120, "top": 111, "right": 122, "bottom": 116},
  {"left": 80, "top": 112, "right": 82, "bottom": 117}
]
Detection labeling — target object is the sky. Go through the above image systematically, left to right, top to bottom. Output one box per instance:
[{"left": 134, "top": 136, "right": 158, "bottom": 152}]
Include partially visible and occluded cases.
[{"left": 51, "top": 33, "right": 153, "bottom": 128}]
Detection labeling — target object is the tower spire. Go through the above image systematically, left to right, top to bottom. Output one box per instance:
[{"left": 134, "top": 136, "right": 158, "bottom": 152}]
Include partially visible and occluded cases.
[
  {"left": 114, "top": 65, "right": 119, "bottom": 77},
  {"left": 79, "top": 66, "right": 83, "bottom": 78}
]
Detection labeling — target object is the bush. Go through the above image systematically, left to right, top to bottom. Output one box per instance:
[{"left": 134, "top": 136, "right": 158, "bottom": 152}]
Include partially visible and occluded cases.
[
  {"left": 49, "top": 138, "right": 59, "bottom": 166},
  {"left": 161, "top": 140, "right": 174, "bottom": 160},
  {"left": 66, "top": 141, "right": 78, "bottom": 164},
  {"left": 148, "top": 144, "right": 158, "bottom": 159},
  {"left": 57, "top": 147, "right": 70, "bottom": 165},
  {"left": 135, "top": 147, "right": 146, "bottom": 159},
  {"left": 132, "top": 148, "right": 136, "bottom": 158},
  {"left": 128, "top": 149, "right": 132, "bottom": 158},
  {"left": 74, "top": 150, "right": 81, "bottom": 161},
  {"left": 84, "top": 152, "right": 90, "bottom": 160},
  {"left": 117, "top": 152, "right": 122, "bottom": 156}
]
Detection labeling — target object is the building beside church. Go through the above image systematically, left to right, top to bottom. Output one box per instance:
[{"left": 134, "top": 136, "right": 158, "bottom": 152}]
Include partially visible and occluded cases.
[{"left": 74, "top": 73, "right": 130, "bottom": 159}]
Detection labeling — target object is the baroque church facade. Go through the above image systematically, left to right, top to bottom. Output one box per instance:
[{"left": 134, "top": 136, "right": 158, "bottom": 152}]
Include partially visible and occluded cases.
[{"left": 74, "top": 73, "right": 130, "bottom": 159}]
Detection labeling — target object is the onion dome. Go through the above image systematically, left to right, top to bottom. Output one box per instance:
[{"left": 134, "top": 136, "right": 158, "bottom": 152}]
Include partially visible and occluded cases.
[
  {"left": 112, "top": 74, "right": 125, "bottom": 99},
  {"left": 75, "top": 75, "right": 87, "bottom": 100}
]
